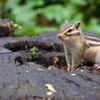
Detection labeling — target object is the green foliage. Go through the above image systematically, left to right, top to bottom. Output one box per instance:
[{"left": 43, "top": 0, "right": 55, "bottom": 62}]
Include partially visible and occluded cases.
[
  {"left": 0, "top": 0, "right": 100, "bottom": 35},
  {"left": 28, "top": 46, "right": 38, "bottom": 62},
  {"left": 30, "top": 46, "right": 38, "bottom": 61}
]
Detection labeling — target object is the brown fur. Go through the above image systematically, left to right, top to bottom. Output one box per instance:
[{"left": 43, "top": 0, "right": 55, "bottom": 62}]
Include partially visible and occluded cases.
[{"left": 58, "top": 22, "right": 100, "bottom": 70}]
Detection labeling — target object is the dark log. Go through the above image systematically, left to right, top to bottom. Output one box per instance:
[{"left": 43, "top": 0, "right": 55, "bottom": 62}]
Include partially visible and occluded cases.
[{"left": 4, "top": 32, "right": 63, "bottom": 52}]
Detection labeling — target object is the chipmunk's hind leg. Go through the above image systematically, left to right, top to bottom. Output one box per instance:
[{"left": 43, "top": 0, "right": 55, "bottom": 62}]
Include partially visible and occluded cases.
[
  {"left": 93, "top": 49, "right": 100, "bottom": 69},
  {"left": 95, "top": 50, "right": 100, "bottom": 65}
]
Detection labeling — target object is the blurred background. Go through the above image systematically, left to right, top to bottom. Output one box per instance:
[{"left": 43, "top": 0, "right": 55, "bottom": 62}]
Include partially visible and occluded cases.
[{"left": 0, "top": 0, "right": 100, "bottom": 36}]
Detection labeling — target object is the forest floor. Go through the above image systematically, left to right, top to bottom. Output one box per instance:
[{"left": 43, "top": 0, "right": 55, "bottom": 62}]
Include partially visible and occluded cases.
[{"left": 0, "top": 19, "right": 100, "bottom": 100}]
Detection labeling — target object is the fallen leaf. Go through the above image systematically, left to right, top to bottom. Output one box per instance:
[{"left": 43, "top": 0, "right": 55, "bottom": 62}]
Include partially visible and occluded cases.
[
  {"left": 60, "top": 66, "right": 68, "bottom": 71},
  {"left": 45, "top": 84, "right": 56, "bottom": 92}
]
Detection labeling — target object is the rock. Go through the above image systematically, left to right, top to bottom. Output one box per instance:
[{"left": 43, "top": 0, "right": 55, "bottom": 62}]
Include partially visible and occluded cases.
[
  {"left": 0, "top": 31, "right": 99, "bottom": 99},
  {"left": 0, "top": 47, "right": 11, "bottom": 53},
  {"left": 0, "top": 56, "right": 99, "bottom": 100}
]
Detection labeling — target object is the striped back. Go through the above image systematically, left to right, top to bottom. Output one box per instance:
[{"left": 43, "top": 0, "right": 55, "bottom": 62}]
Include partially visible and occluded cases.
[{"left": 85, "top": 35, "right": 100, "bottom": 46}]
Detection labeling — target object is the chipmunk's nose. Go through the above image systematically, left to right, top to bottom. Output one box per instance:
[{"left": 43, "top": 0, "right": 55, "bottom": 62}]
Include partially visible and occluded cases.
[{"left": 57, "top": 34, "right": 62, "bottom": 39}]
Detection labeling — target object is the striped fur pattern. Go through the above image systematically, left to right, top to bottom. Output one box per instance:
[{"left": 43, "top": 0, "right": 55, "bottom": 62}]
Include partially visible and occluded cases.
[
  {"left": 58, "top": 22, "right": 100, "bottom": 70},
  {"left": 85, "top": 35, "right": 100, "bottom": 46}
]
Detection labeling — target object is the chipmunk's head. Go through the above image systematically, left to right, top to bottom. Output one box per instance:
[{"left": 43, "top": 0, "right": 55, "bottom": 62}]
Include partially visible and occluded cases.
[{"left": 58, "top": 22, "right": 81, "bottom": 41}]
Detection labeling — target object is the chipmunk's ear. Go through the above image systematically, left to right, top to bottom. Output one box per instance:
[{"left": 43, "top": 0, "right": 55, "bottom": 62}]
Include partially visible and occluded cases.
[{"left": 75, "top": 22, "right": 81, "bottom": 29}]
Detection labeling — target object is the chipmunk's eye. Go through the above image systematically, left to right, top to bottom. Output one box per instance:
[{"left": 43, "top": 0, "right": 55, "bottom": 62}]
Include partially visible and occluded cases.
[{"left": 67, "top": 29, "right": 72, "bottom": 33}]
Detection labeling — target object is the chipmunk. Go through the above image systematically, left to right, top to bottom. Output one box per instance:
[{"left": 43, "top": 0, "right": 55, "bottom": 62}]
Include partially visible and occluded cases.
[{"left": 57, "top": 22, "right": 100, "bottom": 70}]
